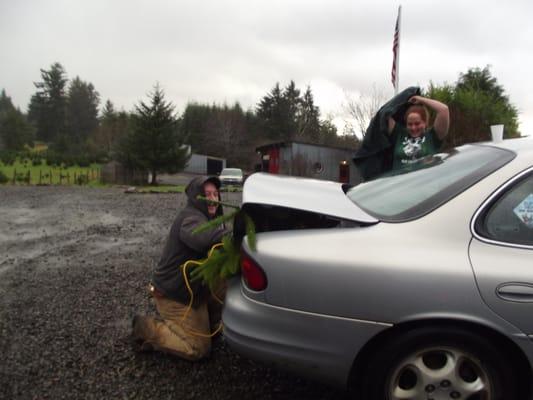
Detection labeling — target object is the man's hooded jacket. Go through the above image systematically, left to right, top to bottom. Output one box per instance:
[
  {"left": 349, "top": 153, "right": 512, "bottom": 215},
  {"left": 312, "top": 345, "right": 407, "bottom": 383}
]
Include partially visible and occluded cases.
[
  {"left": 353, "top": 86, "right": 421, "bottom": 181},
  {"left": 152, "top": 176, "right": 227, "bottom": 307}
]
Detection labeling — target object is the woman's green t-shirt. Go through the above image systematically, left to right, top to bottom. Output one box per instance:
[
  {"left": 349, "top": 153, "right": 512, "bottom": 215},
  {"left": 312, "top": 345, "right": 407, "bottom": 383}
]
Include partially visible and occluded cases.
[{"left": 392, "top": 124, "right": 442, "bottom": 170}]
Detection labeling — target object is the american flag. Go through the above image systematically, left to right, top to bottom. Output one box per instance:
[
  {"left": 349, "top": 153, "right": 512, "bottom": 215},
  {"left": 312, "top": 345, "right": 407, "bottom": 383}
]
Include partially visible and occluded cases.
[{"left": 391, "top": 6, "right": 401, "bottom": 91}]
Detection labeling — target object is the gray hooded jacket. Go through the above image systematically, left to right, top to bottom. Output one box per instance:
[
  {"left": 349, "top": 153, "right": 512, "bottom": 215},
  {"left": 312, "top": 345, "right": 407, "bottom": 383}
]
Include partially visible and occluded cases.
[{"left": 152, "top": 176, "right": 228, "bottom": 307}]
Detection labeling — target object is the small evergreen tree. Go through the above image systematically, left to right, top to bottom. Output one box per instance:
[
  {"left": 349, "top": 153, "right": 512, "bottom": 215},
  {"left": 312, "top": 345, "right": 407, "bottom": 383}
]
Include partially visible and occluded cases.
[
  {"left": 28, "top": 62, "right": 68, "bottom": 143},
  {"left": 66, "top": 76, "right": 100, "bottom": 144},
  {"left": 256, "top": 81, "right": 323, "bottom": 143},
  {"left": 256, "top": 82, "right": 286, "bottom": 140},
  {"left": 116, "top": 84, "right": 189, "bottom": 184},
  {"left": 297, "top": 86, "right": 321, "bottom": 141},
  {"left": 0, "top": 89, "right": 14, "bottom": 114},
  {"left": 0, "top": 90, "right": 34, "bottom": 151},
  {"left": 90, "top": 100, "right": 131, "bottom": 158},
  {"left": 179, "top": 102, "right": 212, "bottom": 153},
  {"left": 0, "top": 109, "right": 34, "bottom": 151}
]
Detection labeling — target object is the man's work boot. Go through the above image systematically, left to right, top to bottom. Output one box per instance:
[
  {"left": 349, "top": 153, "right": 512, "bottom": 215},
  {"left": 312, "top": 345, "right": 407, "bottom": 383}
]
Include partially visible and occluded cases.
[{"left": 131, "top": 315, "right": 155, "bottom": 352}]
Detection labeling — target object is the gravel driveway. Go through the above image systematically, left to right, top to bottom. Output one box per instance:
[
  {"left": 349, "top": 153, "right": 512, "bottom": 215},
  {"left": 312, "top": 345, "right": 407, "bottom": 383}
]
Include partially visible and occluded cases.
[{"left": 0, "top": 186, "right": 343, "bottom": 400}]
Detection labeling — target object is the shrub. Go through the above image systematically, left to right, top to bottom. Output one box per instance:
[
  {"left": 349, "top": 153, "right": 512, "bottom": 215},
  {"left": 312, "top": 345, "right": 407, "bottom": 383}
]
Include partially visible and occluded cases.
[
  {"left": 0, "top": 151, "right": 16, "bottom": 166},
  {"left": 44, "top": 151, "right": 62, "bottom": 167},
  {"left": 30, "top": 153, "right": 43, "bottom": 165},
  {"left": 76, "top": 156, "right": 91, "bottom": 168},
  {"left": 63, "top": 158, "right": 74, "bottom": 168},
  {"left": 0, "top": 171, "right": 8, "bottom": 184},
  {"left": 15, "top": 171, "right": 29, "bottom": 183},
  {"left": 76, "top": 174, "right": 89, "bottom": 185}
]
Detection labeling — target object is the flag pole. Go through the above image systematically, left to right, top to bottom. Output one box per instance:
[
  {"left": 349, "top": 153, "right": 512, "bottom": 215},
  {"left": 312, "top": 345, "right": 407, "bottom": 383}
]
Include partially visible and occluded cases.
[{"left": 392, "top": 5, "right": 402, "bottom": 95}]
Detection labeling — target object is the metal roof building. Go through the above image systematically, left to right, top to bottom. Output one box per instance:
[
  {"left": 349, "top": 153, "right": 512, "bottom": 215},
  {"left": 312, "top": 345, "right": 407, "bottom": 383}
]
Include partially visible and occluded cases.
[{"left": 256, "top": 141, "right": 361, "bottom": 184}]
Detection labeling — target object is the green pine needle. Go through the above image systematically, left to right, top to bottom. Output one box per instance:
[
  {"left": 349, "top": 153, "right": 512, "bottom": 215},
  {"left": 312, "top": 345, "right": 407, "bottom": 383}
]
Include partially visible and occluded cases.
[
  {"left": 190, "top": 195, "right": 257, "bottom": 288},
  {"left": 196, "top": 195, "right": 241, "bottom": 209},
  {"left": 192, "top": 209, "right": 239, "bottom": 234},
  {"left": 244, "top": 213, "right": 257, "bottom": 251},
  {"left": 190, "top": 235, "right": 240, "bottom": 290}
]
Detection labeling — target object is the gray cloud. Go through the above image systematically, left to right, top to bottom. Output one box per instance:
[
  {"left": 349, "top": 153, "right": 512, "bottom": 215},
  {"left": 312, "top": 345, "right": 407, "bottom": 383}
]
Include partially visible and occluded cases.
[{"left": 1, "top": 0, "right": 532, "bottom": 133}]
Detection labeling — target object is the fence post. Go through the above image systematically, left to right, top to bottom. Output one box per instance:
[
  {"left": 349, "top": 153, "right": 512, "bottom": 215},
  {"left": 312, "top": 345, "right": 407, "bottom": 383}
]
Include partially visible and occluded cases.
[
  {"left": 13, "top": 168, "right": 16, "bottom": 184},
  {"left": 39, "top": 169, "right": 42, "bottom": 185},
  {"left": 50, "top": 170, "right": 52, "bottom": 185}
]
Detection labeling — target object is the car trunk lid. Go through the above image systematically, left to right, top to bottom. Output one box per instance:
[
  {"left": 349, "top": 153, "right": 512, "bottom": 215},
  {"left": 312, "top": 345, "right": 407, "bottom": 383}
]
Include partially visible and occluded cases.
[{"left": 242, "top": 173, "right": 378, "bottom": 225}]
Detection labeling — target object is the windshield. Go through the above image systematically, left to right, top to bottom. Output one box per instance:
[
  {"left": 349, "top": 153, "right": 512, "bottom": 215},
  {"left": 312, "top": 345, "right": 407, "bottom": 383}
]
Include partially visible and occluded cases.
[
  {"left": 346, "top": 145, "right": 515, "bottom": 222},
  {"left": 221, "top": 168, "right": 242, "bottom": 176}
]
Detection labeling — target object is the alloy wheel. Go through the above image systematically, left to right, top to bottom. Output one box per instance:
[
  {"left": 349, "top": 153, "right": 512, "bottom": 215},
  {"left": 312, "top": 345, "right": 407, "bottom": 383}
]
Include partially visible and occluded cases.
[{"left": 387, "top": 346, "right": 491, "bottom": 400}]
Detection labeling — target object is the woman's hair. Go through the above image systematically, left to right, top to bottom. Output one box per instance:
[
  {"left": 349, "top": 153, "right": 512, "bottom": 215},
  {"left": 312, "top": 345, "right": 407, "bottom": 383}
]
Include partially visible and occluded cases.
[{"left": 405, "top": 104, "right": 429, "bottom": 125}]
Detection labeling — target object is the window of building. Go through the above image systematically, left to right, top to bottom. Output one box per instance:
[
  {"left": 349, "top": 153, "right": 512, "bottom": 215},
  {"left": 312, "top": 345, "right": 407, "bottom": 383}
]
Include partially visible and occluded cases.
[{"left": 313, "top": 162, "right": 323, "bottom": 174}]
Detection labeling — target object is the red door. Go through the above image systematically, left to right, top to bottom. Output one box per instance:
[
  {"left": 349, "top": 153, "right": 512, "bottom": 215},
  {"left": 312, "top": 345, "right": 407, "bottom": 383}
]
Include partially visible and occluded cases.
[
  {"left": 268, "top": 148, "right": 280, "bottom": 174},
  {"left": 339, "top": 162, "right": 349, "bottom": 183}
]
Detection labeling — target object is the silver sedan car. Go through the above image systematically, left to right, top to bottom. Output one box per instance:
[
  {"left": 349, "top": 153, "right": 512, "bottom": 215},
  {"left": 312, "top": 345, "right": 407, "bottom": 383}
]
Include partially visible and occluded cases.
[{"left": 223, "top": 137, "right": 533, "bottom": 400}]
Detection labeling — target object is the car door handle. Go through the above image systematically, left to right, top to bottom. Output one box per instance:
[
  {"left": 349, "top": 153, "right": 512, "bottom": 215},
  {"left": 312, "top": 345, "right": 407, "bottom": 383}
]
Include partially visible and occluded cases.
[{"left": 496, "top": 283, "right": 533, "bottom": 303}]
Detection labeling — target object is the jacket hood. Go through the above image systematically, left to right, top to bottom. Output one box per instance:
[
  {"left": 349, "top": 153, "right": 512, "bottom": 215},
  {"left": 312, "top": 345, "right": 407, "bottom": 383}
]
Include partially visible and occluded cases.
[{"left": 185, "top": 176, "right": 223, "bottom": 218}]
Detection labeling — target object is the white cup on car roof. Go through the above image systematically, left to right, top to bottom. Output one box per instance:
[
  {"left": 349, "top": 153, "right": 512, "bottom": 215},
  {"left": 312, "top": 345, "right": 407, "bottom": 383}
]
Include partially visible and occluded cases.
[{"left": 490, "top": 124, "right": 504, "bottom": 142}]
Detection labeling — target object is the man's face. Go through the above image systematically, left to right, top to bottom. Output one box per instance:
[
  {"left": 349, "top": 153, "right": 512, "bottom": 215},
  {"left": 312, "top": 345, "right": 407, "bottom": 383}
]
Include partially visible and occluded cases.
[{"left": 204, "top": 182, "right": 219, "bottom": 216}]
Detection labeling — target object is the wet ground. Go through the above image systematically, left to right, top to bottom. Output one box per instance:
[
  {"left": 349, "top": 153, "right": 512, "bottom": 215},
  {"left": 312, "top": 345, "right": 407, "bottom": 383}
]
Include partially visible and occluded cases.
[{"left": 0, "top": 186, "right": 344, "bottom": 400}]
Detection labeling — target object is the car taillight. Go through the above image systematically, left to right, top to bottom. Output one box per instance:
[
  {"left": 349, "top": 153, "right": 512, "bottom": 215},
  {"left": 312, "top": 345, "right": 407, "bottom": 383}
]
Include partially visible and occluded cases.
[{"left": 241, "top": 251, "right": 267, "bottom": 291}]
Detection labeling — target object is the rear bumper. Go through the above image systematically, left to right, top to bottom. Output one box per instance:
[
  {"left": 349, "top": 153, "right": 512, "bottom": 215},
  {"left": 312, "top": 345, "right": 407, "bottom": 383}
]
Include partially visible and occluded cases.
[{"left": 222, "top": 278, "right": 390, "bottom": 387}]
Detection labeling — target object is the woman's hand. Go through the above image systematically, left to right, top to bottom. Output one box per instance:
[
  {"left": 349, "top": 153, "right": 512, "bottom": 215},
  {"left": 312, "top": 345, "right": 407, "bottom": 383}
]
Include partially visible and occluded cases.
[
  {"left": 408, "top": 95, "right": 423, "bottom": 105},
  {"left": 408, "top": 96, "right": 449, "bottom": 139}
]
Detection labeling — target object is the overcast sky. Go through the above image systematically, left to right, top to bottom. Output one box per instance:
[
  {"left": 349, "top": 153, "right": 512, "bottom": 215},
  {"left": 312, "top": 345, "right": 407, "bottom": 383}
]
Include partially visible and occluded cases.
[{"left": 1, "top": 0, "right": 532, "bottom": 136}]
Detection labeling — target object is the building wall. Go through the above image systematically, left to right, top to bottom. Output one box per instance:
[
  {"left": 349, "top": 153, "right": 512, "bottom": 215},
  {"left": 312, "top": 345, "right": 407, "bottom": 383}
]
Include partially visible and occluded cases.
[
  {"left": 290, "top": 143, "right": 361, "bottom": 184},
  {"left": 278, "top": 147, "right": 293, "bottom": 175},
  {"left": 183, "top": 154, "right": 226, "bottom": 175},
  {"left": 101, "top": 162, "right": 147, "bottom": 185}
]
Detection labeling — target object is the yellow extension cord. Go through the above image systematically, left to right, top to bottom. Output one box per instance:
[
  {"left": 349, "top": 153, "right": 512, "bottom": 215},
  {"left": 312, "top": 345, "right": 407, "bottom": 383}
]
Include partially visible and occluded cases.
[{"left": 179, "top": 242, "right": 225, "bottom": 338}]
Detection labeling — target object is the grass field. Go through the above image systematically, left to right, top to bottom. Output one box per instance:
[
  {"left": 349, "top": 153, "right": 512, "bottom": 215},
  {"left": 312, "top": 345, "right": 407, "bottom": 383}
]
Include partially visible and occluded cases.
[
  {"left": 0, "top": 159, "right": 102, "bottom": 186},
  {"left": 133, "top": 185, "right": 185, "bottom": 193}
]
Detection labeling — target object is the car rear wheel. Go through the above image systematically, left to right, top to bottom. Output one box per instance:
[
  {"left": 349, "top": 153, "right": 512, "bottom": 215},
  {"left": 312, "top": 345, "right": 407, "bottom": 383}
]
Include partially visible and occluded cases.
[{"left": 356, "top": 326, "right": 517, "bottom": 400}]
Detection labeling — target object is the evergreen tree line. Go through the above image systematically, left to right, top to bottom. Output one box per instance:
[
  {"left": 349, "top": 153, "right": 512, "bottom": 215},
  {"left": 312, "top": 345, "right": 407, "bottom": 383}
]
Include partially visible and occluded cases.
[
  {"left": 0, "top": 62, "right": 356, "bottom": 173},
  {"left": 0, "top": 63, "right": 520, "bottom": 179}
]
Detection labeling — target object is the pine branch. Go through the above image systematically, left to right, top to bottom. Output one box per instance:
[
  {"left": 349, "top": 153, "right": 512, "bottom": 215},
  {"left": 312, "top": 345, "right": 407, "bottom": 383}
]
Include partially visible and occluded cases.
[
  {"left": 189, "top": 195, "right": 258, "bottom": 288},
  {"left": 196, "top": 195, "right": 241, "bottom": 209},
  {"left": 192, "top": 209, "right": 239, "bottom": 234},
  {"left": 244, "top": 212, "right": 257, "bottom": 251},
  {"left": 189, "top": 235, "right": 240, "bottom": 290}
]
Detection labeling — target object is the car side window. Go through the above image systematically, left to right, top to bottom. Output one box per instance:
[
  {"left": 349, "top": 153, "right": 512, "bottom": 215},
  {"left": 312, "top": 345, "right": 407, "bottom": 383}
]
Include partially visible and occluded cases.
[{"left": 481, "top": 173, "right": 533, "bottom": 246}]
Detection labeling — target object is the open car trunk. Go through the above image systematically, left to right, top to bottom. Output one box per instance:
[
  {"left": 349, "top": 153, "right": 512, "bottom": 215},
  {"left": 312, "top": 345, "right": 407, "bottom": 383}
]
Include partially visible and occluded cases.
[{"left": 235, "top": 173, "right": 378, "bottom": 235}]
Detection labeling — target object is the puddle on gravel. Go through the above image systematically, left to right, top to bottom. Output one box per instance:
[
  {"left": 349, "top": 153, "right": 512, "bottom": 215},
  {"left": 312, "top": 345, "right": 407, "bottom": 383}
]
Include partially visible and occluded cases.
[
  {"left": 0, "top": 205, "right": 131, "bottom": 274},
  {"left": 87, "top": 237, "right": 144, "bottom": 254}
]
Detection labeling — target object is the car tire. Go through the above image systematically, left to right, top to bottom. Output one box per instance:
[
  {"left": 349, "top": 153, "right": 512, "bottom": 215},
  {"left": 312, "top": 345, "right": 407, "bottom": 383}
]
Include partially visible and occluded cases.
[{"left": 356, "top": 326, "right": 517, "bottom": 400}]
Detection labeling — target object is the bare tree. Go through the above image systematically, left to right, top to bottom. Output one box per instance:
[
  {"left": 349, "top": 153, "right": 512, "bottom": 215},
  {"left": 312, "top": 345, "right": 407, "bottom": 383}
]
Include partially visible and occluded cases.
[{"left": 342, "top": 84, "right": 387, "bottom": 138}]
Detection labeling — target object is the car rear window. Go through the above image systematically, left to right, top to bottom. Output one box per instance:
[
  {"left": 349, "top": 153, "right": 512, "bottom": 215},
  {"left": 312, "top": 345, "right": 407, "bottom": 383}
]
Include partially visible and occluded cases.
[{"left": 346, "top": 145, "right": 515, "bottom": 222}]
